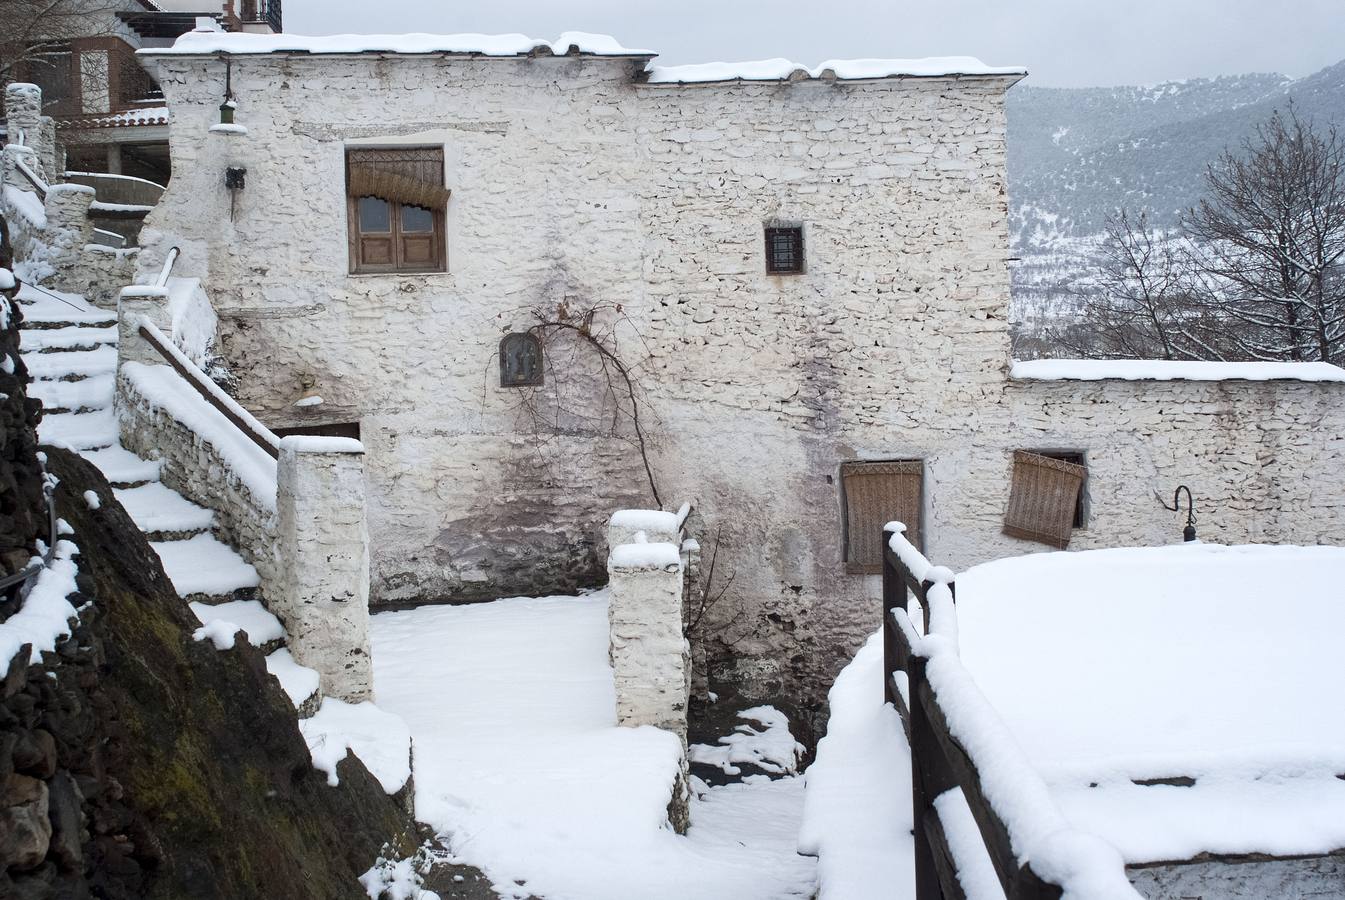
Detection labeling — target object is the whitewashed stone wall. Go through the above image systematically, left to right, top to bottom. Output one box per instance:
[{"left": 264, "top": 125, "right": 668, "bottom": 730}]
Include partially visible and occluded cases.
[
  {"left": 136, "top": 52, "right": 1345, "bottom": 720},
  {"left": 275, "top": 437, "right": 373, "bottom": 702},
  {"left": 1128, "top": 854, "right": 1345, "bottom": 899}
]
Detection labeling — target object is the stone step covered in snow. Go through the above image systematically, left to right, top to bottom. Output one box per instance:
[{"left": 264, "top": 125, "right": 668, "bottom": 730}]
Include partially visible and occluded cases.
[
  {"left": 17, "top": 297, "right": 116, "bottom": 329},
  {"left": 20, "top": 325, "right": 117, "bottom": 353},
  {"left": 23, "top": 345, "right": 116, "bottom": 380},
  {"left": 28, "top": 373, "right": 114, "bottom": 413},
  {"left": 37, "top": 408, "right": 118, "bottom": 450},
  {"left": 82, "top": 445, "right": 163, "bottom": 487},
  {"left": 115, "top": 482, "right": 215, "bottom": 540},
  {"left": 150, "top": 533, "right": 262, "bottom": 604},
  {"left": 189, "top": 599, "right": 287, "bottom": 653}
]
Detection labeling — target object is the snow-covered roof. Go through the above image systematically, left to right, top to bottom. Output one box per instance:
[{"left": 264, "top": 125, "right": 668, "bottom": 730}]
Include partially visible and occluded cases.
[
  {"left": 139, "top": 30, "right": 656, "bottom": 59},
  {"left": 139, "top": 30, "right": 1025, "bottom": 84},
  {"left": 645, "top": 56, "right": 1027, "bottom": 84},
  {"left": 58, "top": 106, "right": 169, "bottom": 129},
  {"left": 1012, "top": 358, "right": 1345, "bottom": 383},
  {"left": 956, "top": 542, "right": 1345, "bottom": 863}
]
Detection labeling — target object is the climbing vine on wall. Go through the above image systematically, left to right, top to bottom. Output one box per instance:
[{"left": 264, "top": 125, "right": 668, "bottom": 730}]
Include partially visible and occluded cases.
[{"left": 492, "top": 300, "right": 664, "bottom": 508}]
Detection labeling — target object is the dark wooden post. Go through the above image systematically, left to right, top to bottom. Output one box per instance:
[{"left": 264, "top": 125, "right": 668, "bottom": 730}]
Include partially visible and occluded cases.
[
  {"left": 881, "top": 525, "right": 905, "bottom": 706},
  {"left": 910, "top": 652, "right": 953, "bottom": 900}
]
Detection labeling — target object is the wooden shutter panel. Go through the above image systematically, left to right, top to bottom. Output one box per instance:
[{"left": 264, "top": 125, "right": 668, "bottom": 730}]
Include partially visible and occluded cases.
[
  {"left": 400, "top": 233, "right": 436, "bottom": 267},
  {"left": 1003, "top": 451, "right": 1086, "bottom": 549},
  {"left": 843, "top": 460, "right": 923, "bottom": 574}
]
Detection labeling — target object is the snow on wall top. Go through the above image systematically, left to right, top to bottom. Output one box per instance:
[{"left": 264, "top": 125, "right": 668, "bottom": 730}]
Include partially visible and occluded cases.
[
  {"left": 139, "top": 30, "right": 656, "bottom": 58},
  {"left": 140, "top": 30, "right": 1025, "bottom": 85},
  {"left": 645, "top": 56, "right": 1027, "bottom": 84},
  {"left": 1012, "top": 358, "right": 1345, "bottom": 383}
]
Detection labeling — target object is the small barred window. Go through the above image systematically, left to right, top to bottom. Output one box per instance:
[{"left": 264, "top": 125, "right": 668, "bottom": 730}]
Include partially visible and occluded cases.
[{"left": 765, "top": 226, "right": 804, "bottom": 275}]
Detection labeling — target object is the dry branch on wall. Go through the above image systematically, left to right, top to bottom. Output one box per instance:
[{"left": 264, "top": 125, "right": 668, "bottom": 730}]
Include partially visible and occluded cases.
[{"left": 497, "top": 301, "right": 665, "bottom": 508}]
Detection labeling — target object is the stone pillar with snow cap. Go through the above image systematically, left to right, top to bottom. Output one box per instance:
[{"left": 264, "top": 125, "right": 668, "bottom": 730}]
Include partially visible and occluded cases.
[
  {"left": 3, "top": 84, "right": 43, "bottom": 175},
  {"left": 42, "top": 184, "right": 96, "bottom": 253},
  {"left": 116, "top": 284, "right": 172, "bottom": 369},
  {"left": 275, "top": 436, "right": 374, "bottom": 703},
  {"left": 606, "top": 510, "right": 689, "bottom": 739},
  {"left": 607, "top": 510, "right": 691, "bottom": 833}
]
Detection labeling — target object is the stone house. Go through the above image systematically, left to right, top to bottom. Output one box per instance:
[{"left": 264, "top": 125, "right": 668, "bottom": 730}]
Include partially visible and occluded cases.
[{"left": 131, "top": 28, "right": 1345, "bottom": 721}]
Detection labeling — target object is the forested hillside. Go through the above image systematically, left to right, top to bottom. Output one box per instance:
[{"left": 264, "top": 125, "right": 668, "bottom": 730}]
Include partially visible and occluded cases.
[{"left": 1007, "top": 59, "right": 1345, "bottom": 247}]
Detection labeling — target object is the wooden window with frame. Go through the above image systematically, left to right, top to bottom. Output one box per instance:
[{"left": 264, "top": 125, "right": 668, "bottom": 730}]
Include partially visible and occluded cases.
[
  {"left": 345, "top": 147, "right": 448, "bottom": 274},
  {"left": 1003, "top": 450, "right": 1087, "bottom": 549},
  {"left": 841, "top": 460, "right": 923, "bottom": 574}
]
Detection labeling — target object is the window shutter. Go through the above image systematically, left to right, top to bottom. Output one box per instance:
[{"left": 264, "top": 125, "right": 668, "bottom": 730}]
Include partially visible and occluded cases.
[
  {"left": 346, "top": 147, "right": 450, "bottom": 208},
  {"left": 1003, "top": 451, "right": 1086, "bottom": 549},
  {"left": 843, "top": 460, "right": 923, "bottom": 574}
]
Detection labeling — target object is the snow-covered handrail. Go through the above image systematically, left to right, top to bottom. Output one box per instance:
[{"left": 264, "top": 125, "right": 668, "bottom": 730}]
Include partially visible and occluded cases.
[
  {"left": 14, "top": 157, "right": 48, "bottom": 200},
  {"left": 153, "top": 246, "right": 180, "bottom": 288},
  {"left": 136, "top": 318, "right": 281, "bottom": 458},
  {"left": 880, "top": 524, "right": 1142, "bottom": 900}
]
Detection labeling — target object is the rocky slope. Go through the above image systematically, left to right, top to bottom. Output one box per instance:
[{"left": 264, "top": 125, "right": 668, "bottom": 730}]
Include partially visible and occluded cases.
[{"left": 0, "top": 265, "right": 422, "bottom": 897}]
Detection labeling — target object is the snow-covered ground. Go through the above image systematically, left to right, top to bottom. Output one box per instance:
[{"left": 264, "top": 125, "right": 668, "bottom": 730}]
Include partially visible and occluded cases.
[
  {"left": 370, "top": 591, "right": 818, "bottom": 900},
  {"left": 799, "top": 633, "right": 914, "bottom": 900}
]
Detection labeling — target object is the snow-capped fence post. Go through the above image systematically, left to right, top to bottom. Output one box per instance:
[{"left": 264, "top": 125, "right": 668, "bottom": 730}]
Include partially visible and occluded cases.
[
  {"left": 3, "top": 84, "right": 44, "bottom": 178},
  {"left": 1, "top": 145, "right": 39, "bottom": 194},
  {"left": 42, "top": 184, "right": 96, "bottom": 251},
  {"left": 116, "top": 285, "right": 172, "bottom": 369},
  {"left": 274, "top": 436, "right": 373, "bottom": 703},
  {"left": 606, "top": 508, "right": 691, "bottom": 832},
  {"left": 606, "top": 509, "right": 687, "bottom": 736}
]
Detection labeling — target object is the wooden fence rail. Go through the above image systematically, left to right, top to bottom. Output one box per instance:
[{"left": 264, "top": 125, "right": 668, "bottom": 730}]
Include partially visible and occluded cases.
[{"left": 882, "top": 524, "right": 1066, "bottom": 900}]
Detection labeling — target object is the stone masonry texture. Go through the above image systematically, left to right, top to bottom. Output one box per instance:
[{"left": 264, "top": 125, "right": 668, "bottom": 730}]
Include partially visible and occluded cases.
[{"left": 136, "top": 53, "right": 1345, "bottom": 722}]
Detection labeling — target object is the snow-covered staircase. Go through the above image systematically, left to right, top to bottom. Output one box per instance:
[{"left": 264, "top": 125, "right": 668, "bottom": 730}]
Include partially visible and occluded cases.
[{"left": 18, "top": 284, "right": 320, "bottom": 715}]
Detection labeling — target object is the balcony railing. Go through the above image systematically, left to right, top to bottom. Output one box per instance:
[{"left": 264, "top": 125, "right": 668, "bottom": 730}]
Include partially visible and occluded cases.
[{"left": 239, "top": 0, "right": 282, "bottom": 32}]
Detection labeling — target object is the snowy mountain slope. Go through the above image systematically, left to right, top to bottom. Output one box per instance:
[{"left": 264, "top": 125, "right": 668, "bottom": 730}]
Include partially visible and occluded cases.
[{"left": 1007, "top": 59, "right": 1345, "bottom": 246}]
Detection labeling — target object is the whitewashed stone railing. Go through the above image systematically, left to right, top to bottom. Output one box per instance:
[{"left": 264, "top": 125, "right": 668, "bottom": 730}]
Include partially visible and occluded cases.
[{"left": 116, "top": 284, "right": 373, "bottom": 702}]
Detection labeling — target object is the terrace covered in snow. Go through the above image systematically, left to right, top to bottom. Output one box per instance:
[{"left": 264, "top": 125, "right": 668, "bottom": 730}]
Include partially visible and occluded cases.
[
  {"left": 872, "top": 530, "right": 1345, "bottom": 899},
  {"left": 956, "top": 544, "right": 1345, "bottom": 867}
]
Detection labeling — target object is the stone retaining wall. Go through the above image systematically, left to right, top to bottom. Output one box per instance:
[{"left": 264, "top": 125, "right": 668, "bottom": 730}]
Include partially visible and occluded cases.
[{"left": 115, "top": 365, "right": 280, "bottom": 591}]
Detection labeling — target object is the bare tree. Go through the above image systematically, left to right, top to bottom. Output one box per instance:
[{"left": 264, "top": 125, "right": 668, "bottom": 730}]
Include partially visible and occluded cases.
[
  {"left": 0, "top": 0, "right": 122, "bottom": 102},
  {"left": 1185, "top": 106, "right": 1345, "bottom": 364},
  {"left": 1055, "top": 210, "right": 1224, "bottom": 359}
]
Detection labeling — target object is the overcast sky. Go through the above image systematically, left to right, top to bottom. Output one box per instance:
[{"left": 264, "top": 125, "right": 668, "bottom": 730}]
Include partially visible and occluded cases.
[{"left": 287, "top": 0, "right": 1345, "bottom": 88}]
